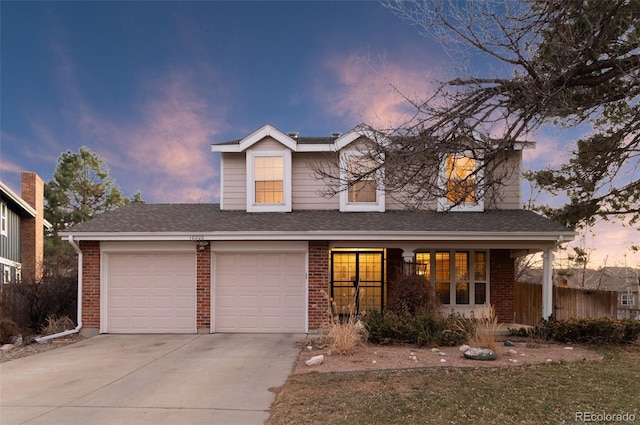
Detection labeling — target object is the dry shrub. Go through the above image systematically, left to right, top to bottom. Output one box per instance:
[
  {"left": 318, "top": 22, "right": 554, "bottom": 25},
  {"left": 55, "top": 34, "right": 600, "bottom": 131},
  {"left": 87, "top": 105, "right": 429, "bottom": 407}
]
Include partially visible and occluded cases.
[
  {"left": 321, "top": 291, "right": 368, "bottom": 355},
  {"left": 470, "top": 305, "right": 502, "bottom": 352},
  {"left": 41, "top": 315, "right": 75, "bottom": 336},
  {"left": 0, "top": 319, "right": 21, "bottom": 344}
]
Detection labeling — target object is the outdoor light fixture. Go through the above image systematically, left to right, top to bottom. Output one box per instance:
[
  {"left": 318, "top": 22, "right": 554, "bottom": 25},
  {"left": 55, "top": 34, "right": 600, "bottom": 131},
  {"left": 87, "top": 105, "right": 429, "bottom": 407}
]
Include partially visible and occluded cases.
[{"left": 196, "top": 241, "right": 209, "bottom": 251}]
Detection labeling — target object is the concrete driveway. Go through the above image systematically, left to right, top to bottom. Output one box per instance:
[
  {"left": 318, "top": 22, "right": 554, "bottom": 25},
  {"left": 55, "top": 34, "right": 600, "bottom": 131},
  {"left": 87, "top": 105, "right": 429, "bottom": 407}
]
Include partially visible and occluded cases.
[{"left": 0, "top": 333, "right": 302, "bottom": 425}]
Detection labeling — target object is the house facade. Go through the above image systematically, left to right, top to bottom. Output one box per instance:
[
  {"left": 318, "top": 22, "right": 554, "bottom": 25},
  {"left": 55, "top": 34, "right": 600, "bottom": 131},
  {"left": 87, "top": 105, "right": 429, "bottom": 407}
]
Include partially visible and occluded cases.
[
  {"left": 61, "top": 124, "right": 574, "bottom": 335},
  {"left": 0, "top": 172, "right": 48, "bottom": 285}
]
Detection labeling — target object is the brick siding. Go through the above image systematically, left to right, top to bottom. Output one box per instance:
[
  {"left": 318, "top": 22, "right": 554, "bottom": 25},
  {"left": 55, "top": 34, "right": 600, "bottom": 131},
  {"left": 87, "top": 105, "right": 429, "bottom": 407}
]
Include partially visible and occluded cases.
[
  {"left": 80, "top": 241, "right": 101, "bottom": 329},
  {"left": 308, "top": 241, "right": 330, "bottom": 330},
  {"left": 196, "top": 244, "right": 211, "bottom": 330},
  {"left": 490, "top": 249, "right": 516, "bottom": 323}
]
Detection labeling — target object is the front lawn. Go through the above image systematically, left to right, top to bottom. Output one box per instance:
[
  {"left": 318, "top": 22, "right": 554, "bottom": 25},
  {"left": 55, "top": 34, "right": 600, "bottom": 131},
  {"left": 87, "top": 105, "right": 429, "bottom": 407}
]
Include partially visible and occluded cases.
[{"left": 268, "top": 346, "right": 640, "bottom": 425}]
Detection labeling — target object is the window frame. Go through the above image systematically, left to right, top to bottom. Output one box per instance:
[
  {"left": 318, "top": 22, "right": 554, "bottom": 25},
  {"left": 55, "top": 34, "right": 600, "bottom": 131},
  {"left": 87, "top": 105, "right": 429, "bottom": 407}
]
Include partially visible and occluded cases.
[
  {"left": 246, "top": 149, "right": 292, "bottom": 212},
  {"left": 339, "top": 151, "right": 385, "bottom": 212},
  {"left": 438, "top": 151, "right": 484, "bottom": 212},
  {"left": 1, "top": 202, "right": 7, "bottom": 237},
  {"left": 415, "top": 250, "right": 490, "bottom": 308},
  {"left": 621, "top": 293, "right": 634, "bottom": 307}
]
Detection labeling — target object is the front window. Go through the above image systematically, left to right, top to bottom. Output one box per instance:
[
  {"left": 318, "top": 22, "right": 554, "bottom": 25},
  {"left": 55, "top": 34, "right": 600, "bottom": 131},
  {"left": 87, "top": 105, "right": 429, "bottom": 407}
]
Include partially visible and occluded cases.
[
  {"left": 246, "top": 150, "right": 291, "bottom": 212},
  {"left": 439, "top": 153, "right": 484, "bottom": 212},
  {"left": 416, "top": 250, "right": 488, "bottom": 307}
]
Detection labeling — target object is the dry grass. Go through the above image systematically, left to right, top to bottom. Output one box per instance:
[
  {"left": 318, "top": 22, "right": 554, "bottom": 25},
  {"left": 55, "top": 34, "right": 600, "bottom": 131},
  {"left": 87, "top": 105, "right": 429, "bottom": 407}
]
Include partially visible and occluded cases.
[
  {"left": 321, "top": 291, "right": 368, "bottom": 355},
  {"left": 470, "top": 305, "right": 502, "bottom": 352},
  {"left": 41, "top": 315, "right": 75, "bottom": 336},
  {"left": 268, "top": 346, "right": 640, "bottom": 425}
]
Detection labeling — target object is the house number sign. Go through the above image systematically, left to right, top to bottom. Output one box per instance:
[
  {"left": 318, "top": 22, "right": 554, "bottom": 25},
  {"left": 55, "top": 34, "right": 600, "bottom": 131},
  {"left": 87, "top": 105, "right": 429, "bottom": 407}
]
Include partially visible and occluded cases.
[{"left": 190, "top": 235, "right": 205, "bottom": 241}]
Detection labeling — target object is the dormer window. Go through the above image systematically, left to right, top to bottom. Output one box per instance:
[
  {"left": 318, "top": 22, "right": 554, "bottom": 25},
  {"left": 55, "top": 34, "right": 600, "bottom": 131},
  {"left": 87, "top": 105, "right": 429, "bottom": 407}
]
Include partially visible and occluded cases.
[
  {"left": 247, "top": 150, "right": 292, "bottom": 212},
  {"left": 340, "top": 152, "right": 385, "bottom": 212},
  {"left": 439, "top": 152, "right": 484, "bottom": 212}
]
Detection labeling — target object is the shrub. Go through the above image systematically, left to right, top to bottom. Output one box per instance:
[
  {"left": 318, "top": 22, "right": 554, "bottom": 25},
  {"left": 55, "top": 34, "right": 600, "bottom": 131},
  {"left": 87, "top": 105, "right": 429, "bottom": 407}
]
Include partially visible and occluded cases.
[
  {"left": 387, "top": 274, "right": 441, "bottom": 316},
  {"left": 2, "top": 277, "right": 77, "bottom": 333},
  {"left": 365, "top": 309, "right": 471, "bottom": 347},
  {"left": 41, "top": 315, "right": 76, "bottom": 336},
  {"left": 523, "top": 317, "right": 640, "bottom": 345},
  {"left": 0, "top": 319, "right": 21, "bottom": 344}
]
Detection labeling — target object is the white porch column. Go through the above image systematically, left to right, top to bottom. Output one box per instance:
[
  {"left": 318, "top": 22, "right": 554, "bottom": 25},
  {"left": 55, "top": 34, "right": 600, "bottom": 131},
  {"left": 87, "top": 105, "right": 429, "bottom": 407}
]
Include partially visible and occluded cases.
[{"left": 542, "top": 248, "right": 554, "bottom": 319}]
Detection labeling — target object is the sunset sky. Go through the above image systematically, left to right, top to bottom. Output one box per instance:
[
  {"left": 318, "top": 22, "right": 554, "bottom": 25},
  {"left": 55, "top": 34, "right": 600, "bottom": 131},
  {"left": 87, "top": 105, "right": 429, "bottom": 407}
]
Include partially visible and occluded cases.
[{"left": 1, "top": 1, "right": 637, "bottom": 267}]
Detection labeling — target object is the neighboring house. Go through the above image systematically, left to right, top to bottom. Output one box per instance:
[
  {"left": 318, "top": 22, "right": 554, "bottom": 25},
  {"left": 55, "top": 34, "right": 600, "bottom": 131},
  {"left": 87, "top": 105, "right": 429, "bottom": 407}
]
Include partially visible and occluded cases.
[
  {"left": 61, "top": 124, "right": 575, "bottom": 335},
  {"left": 0, "top": 172, "right": 49, "bottom": 285}
]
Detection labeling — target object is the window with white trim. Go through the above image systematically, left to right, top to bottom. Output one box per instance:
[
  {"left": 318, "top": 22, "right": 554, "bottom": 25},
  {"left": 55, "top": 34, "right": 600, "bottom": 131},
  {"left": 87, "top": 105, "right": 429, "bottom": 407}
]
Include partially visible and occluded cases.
[
  {"left": 246, "top": 150, "right": 291, "bottom": 212},
  {"left": 339, "top": 152, "right": 385, "bottom": 212},
  {"left": 438, "top": 153, "right": 484, "bottom": 212},
  {"left": 1, "top": 202, "right": 7, "bottom": 237},
  {"left": 416, "top": 250, "right": 488, "bottom": 306},
  {"left": 621, "top": 294, "right": 634, "bottom": 307}
]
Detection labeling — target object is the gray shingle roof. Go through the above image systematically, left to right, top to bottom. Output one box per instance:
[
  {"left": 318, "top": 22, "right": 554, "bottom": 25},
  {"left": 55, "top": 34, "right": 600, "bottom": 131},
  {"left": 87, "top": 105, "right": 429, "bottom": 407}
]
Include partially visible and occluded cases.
[{"left": 63, "top": 203, "right": 572, "bottom": 236}]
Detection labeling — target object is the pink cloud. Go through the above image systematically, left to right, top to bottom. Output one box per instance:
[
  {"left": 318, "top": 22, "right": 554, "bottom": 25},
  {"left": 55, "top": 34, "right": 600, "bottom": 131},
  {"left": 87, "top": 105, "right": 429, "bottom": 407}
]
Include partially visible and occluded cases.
[{"left": 318, "top": 53, "right": 437, "bottom": 129}]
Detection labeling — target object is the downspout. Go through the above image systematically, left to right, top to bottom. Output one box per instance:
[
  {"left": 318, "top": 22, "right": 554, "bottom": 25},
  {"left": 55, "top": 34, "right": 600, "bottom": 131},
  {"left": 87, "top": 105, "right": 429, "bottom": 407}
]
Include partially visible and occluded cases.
[{"left": 35, "top": 235, "right": 83, "bottom": 343}]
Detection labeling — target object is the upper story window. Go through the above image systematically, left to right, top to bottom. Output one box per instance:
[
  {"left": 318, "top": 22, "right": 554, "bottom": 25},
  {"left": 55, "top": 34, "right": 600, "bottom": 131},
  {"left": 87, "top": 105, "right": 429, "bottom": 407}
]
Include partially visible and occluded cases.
[
  {"left": 246, "top": 150, "right": 292, "bottom": 212},
  {"left": 340, "top": 152, "right": 385, "bottom": 212},
  {"left": 439, "top": 152, "right": 484, "bottom": 212},
  {"left": 1, "top": 202, "right": 7, "bottom": 237}
]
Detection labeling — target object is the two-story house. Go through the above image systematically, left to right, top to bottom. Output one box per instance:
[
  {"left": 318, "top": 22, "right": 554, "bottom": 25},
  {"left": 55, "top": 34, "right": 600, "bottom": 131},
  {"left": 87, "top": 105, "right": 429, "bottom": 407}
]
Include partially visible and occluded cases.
[
  {"left": 61, "top": 124, "right": 575, "bottom": 335},
  {"left": 0, "top": 172, "right": 49, "bottom": 285}
]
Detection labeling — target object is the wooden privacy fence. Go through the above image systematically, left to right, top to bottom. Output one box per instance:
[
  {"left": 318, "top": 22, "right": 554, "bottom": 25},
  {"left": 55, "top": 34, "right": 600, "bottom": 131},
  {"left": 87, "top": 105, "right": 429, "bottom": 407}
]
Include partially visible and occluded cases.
[{"left": 516, "top": 282, "right": 617, "bottom": 326}]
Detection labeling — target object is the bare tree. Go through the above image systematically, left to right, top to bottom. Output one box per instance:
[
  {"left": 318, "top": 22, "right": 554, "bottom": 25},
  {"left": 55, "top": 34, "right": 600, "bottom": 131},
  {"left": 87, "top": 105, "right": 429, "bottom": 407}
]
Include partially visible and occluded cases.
[{"left": 315, "top": 0, "right": 640, "bottom": 225}]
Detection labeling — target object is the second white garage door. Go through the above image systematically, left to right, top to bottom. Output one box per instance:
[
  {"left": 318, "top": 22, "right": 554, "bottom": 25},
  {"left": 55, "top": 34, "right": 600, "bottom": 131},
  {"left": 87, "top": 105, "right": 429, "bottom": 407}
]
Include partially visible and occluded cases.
[
  {"left": 106, "top": 252, "right": 196, "bottom": 333},
  {"left": 214, "top": 253, "right": 306, "bottom": 333}
]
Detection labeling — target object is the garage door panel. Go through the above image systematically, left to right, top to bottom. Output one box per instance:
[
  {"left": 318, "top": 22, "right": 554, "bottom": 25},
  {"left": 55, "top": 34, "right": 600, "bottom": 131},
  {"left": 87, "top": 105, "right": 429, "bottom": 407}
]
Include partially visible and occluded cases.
[
  {"left": 106, "top": 252, "right": 196, "bottom": 333},
  {"left": 215, "top": 252, "right": 306, "bottom": 333}
]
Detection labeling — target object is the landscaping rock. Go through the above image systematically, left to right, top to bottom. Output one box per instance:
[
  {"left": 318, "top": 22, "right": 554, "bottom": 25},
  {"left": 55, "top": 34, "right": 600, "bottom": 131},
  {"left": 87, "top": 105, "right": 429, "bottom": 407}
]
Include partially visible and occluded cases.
[
  {"left": 9, "top": 335, "right": 23, "bottom": 346},
  {"left": 504, "top": 340, "right": 515, "bottom": 347},
  {"left": 0, "top": 344, "right": 15, "bottom": 352},
  {"left": 459, "top": 344, "right": 470, "bottom": 353},
  {"left": 463, "top": 347, "right": 498, "bottom": 361},
  {"left": 305, "top": 355, "right": 324, "bottom": 366}
]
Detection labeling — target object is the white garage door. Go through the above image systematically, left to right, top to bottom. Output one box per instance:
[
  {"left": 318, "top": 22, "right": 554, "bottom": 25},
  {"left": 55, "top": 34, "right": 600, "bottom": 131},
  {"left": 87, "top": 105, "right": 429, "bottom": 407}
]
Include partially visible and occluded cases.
[
  {"left": 106, "top": 252, "right": 196, "bottom": 333},
  {"left": 214, "top": 253, "right": 306, "bottom": 333}
]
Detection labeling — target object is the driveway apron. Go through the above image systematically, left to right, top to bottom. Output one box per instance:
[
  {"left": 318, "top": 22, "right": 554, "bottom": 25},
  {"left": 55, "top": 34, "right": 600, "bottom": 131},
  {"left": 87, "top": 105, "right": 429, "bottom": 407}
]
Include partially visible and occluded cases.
[{"left": 0, "top": 333, "right": 302, "bottom": 425}]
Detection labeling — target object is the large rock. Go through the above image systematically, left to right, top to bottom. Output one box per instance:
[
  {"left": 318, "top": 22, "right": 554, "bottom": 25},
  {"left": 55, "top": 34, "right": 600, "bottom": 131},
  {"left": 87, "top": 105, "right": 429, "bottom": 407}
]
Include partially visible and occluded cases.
[{"left": 463, "top": 347, "right": 497, "bottom": 361}]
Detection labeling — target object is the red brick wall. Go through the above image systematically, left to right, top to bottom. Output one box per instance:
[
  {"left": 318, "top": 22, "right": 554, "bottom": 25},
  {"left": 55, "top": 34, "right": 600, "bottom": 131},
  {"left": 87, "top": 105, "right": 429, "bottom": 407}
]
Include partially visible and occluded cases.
[
  {"left": 20, "top": 172, "right": 45, "bottom": 282},
  {"left": 80, "top": 241, "right": 101, "bottom": 329},
  {"left": 308, "top": 241, "right": 330, "bottom": 330},
  {"left": 196, "top": 244, "right": 211, "bottom": 330},
  {"left": 490, "top": 249, "right": 516, "bottom": 323}
]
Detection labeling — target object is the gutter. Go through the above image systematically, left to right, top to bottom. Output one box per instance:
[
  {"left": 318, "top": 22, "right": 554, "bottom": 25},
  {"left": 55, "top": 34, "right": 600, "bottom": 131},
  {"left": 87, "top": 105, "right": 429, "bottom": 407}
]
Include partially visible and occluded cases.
[{"left": 35, "top": 235, "right": 83, "bottom": 343}]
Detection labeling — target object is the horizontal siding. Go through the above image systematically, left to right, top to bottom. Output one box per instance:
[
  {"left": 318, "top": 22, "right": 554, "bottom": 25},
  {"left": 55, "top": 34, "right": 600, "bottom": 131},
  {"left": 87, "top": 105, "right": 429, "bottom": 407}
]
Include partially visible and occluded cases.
[
  {"left": 249, "top": 137, "right": 286, "bottom": 151},
  {"left": 486, "top": 150, "right": 521, "bottom": 210},
  {"left": 221, "top": 153, "right": 246, "bottom": 210},
  {"left": 292, "top": 153, "right": 340, "bottom": 210}
]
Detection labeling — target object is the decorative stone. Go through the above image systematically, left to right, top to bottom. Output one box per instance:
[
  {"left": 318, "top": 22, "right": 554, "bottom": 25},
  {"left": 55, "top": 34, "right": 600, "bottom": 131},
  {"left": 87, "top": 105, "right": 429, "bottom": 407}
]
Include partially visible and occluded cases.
[
  {"left": 9, "top": 335, "right": 23, "bottom": 346},
  {"left": 504, "top": 340, "right": 515, "bottom": 347},
  {"left": 0, "top": 344, "right": 15, "bottom": 352},
  {"left": 459, "top": 344, "right": 470, "bottom": 353},
  {"left": 463, "top": 347, "right": 498, "bottom": 361},
  {"left": 564, "top": 347, "right": 574, "bottom": 350},
  {"left": 430, "top": 348, "right": 440, "bottom": 353},
  {"left": 508, "top": 349, "right": 518, "bottom": 355},
  {"left": 439, "top": 351, "right": 447, "bottom": 356},
  {"left": 305, "top": 355, "right": 324, "bottom": 366},
  {"left": 440, "top": 358, "right": 447, "bottom": 363}
]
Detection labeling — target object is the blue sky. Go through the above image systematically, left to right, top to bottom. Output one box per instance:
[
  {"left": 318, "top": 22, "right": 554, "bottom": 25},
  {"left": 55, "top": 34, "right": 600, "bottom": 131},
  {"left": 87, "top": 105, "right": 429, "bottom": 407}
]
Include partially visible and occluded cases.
[{"left": 1, "top": 1, "right": 637, "bottom": 267}]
